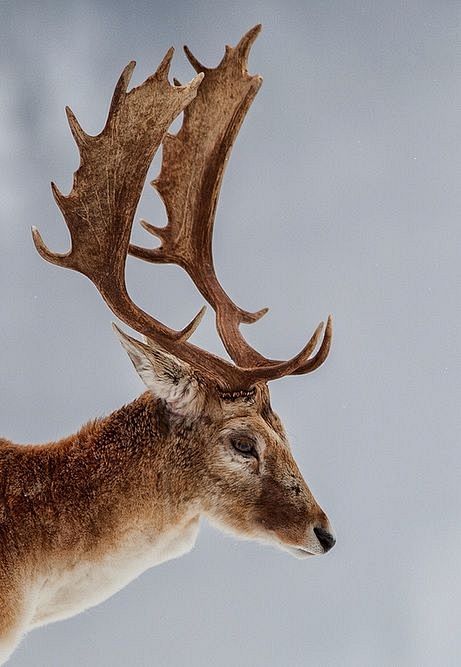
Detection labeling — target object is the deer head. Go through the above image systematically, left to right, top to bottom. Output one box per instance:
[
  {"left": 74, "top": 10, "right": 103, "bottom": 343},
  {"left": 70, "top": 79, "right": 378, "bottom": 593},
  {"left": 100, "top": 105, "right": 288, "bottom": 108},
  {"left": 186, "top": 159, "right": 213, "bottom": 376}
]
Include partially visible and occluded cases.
[{"left": 32, "top": 25, "right": 335, "bottom": 556}]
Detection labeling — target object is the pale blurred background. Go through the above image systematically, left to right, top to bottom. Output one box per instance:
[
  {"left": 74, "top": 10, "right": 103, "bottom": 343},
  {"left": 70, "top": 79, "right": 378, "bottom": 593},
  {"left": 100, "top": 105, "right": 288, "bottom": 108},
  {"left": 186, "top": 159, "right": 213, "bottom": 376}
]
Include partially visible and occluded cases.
[{"left": 1, "top": 1, "right": 460, "bottom": 665}]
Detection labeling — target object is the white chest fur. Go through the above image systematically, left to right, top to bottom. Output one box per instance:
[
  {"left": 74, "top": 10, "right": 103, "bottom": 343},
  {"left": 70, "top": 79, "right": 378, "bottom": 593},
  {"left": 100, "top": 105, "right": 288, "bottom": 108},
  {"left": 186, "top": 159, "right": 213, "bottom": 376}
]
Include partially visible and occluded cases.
[{"left": 31, "top": 516, "right": 200, "bottom": 628}]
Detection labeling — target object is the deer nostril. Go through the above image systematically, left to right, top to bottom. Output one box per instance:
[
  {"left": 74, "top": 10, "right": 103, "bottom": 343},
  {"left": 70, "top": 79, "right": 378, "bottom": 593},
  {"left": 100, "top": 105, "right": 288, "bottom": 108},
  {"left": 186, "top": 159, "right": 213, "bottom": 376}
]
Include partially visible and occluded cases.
[{"left": 314, "top": 526, "right": 336, "bottom": 553}]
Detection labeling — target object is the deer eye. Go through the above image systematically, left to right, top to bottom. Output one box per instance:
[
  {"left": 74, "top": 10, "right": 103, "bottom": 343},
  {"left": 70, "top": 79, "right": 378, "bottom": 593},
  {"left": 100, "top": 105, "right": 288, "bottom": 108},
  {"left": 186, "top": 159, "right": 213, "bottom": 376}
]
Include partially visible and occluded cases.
[{"left": 232, "top": 439, "right": 257, "bottom": 458}]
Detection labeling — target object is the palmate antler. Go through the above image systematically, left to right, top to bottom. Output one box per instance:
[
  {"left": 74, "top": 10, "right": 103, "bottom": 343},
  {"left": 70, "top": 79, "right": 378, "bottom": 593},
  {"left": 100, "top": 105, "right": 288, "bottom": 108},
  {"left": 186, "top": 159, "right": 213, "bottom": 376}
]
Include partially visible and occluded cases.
[{"left": 33, "top": 25, "right": 332, "bottom": 391}]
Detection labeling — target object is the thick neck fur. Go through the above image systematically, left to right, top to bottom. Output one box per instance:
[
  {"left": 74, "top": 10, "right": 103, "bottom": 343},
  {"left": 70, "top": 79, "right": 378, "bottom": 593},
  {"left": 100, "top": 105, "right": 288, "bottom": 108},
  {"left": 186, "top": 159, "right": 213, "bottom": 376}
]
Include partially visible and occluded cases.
[{"left": 0, "top": 392, "right": 203, "bottom": 570}]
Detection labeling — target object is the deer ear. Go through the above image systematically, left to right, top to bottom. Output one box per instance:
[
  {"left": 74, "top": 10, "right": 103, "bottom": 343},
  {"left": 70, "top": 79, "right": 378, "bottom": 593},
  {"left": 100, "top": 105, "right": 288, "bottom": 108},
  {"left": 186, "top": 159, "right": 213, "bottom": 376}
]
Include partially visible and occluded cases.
[{"left": 112, "top": 324, "right": 204, "bottom": 416}]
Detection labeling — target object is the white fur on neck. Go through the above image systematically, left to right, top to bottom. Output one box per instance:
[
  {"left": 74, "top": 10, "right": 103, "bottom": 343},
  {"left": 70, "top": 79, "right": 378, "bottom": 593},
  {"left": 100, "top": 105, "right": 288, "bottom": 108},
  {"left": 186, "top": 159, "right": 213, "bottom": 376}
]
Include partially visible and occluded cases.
[{"left": 31, "top": 515, "right": 200, "bottom": 628}]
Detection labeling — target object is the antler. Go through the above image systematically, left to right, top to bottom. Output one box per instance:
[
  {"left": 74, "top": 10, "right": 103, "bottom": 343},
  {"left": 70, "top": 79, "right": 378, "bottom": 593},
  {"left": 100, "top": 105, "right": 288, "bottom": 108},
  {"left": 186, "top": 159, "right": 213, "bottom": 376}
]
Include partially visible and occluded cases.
[
  {"left": 129, "top": 25, "right": 332, "bottom": 375},
  {"left": 33, "top": 28, "right": 332, "bottom": 391}
]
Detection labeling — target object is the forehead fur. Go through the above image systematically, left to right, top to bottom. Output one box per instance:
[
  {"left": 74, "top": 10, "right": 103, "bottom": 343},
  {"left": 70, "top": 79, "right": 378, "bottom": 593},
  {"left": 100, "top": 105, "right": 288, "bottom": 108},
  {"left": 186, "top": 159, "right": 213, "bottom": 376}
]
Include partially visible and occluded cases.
[{"left": 204, "top": 382, "right": 286, "bottom": 442}]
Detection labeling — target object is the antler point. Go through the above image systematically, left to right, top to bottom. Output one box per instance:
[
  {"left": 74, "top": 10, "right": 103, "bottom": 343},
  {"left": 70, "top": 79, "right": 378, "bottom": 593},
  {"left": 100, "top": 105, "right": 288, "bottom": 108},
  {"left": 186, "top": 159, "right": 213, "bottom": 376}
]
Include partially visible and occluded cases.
[
  {"left": 235, "top": 24, "right": 262, "bottom": 63},
  {"left": 184, "top": 45, "right": 207, "bottom": 73},
  {"left": 155, "top": 47, "right": 175, "bottom": 79},
  {"left": 124, "top": 60, "right": 136, "bottom": 78},
  {"left": 108, "top": 61, "right": 136, "bottom": 114},
  {"left": 65, "top": 105, "right": 88, "bottom": 147},
  {"left": 50, "top": 181, "right": 64, "bottom": 202},
  {"left": 139, "top": 219, "right": 165, "bottom": 240},
  {"left": 31, "top": 225, "right": 42, "bottom": 244},
  {"left": 32, "top": 225, "right": 71, "bottom": 267},
  {"left": 177, "top": 305, "right": 207, "bottom": 341},
  {"left": 248, "top": 306, "right": 269, "bottom": 323},
  {"left": 111, "top": 321, "right": 123, "bottom": 336}
]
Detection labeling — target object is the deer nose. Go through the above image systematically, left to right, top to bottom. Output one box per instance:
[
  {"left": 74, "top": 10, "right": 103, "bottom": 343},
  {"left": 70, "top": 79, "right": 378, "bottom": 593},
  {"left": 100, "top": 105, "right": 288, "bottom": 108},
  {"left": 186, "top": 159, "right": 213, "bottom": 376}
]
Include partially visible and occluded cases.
[{"left": 314, "top": 526, "right": 336, "bottom": 553}]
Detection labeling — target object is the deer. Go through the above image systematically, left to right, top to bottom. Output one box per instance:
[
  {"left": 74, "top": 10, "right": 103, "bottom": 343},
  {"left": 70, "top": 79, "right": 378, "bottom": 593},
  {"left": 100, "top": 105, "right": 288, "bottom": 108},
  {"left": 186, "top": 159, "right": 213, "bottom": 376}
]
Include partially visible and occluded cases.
[{"left": 0, "top": 25, "right": 336, "bottom": 664}]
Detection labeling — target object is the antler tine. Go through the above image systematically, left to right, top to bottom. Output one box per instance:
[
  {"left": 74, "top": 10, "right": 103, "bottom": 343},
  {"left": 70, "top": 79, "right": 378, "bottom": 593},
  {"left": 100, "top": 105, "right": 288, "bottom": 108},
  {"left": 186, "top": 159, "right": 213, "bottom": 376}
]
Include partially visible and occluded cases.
[
  {"left": 230, "top": 22, "right": 262, "bottom": 65},
  {"left": 129, "top": 25, "right": 332, "bottom": 380},
  {"left": 183, "top": 45, "right": 208, "bottom": 74},
  {"left": 154, "top": 47, "right": 174, "bottom": 80},
  {"left": 176, "top": 306, "right": 207, "bottom": 341},
  {"left": 291, "top": 315, "right": 333, "bottom": 375},
  {"left": 244, "top": 320, "right": 324, "bottom": 384}
]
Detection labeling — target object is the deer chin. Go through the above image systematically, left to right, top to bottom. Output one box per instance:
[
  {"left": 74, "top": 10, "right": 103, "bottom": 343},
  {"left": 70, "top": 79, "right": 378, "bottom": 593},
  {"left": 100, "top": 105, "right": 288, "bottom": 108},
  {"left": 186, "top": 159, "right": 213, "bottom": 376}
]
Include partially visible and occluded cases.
[
  {"left": 205, "top": 517, "right": 315, "bottom": 560},
  {"left": 270, "top": 529, "right": 329, "bottom": 558},
  {"left": 260, "top": 530, "right": 320, "bottom": 559},
  {"left": 283, "top": 545, "right": 316, "bottom": 559}
]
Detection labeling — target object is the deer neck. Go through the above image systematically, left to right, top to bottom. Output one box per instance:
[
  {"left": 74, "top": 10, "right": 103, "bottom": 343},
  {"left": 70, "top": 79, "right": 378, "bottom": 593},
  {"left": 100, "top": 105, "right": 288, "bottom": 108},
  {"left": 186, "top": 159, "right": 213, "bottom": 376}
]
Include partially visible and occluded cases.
[
  {"left": 79, "top": 391, "right": 203, "bottom": 534},
  {"left": 17, "top": 392, "right": 205, "bottom": 567},
  {"left": 25, "top": 393, "right": 204, "bottom": 627}
]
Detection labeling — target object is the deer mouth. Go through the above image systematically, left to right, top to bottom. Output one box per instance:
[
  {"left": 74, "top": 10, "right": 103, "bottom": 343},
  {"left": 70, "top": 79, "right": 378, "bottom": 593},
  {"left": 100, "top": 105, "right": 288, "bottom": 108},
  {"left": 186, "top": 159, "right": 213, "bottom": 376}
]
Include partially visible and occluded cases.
[{"left": 284, "top": 545, "right": 316, "bottom": 559}]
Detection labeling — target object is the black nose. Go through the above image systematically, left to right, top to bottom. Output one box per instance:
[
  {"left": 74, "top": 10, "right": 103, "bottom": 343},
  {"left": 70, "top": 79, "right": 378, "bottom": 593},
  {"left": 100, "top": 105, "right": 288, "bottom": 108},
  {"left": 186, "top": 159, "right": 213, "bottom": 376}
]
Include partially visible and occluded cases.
[{"left": 314, "top": 526, "right": 336, "bottom": 553}]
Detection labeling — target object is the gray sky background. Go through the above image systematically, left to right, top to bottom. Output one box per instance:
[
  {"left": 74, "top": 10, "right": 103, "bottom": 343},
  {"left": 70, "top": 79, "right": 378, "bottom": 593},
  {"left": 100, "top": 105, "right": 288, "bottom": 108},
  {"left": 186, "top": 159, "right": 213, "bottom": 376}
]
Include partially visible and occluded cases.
[{"left": 1, "top": 1, "right": 460, "bottom": 665}]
